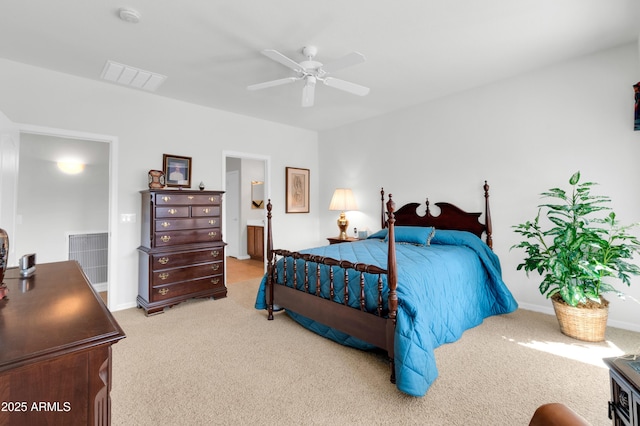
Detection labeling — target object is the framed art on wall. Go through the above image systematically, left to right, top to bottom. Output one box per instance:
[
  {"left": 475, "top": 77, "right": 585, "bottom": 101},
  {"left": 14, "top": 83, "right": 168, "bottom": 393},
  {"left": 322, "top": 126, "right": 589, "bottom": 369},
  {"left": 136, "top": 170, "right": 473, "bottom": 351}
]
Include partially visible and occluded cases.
[
  {"left": 634, "top": 82, "right": 640, "bottom": 131},
  {"left": 163, "top": 154, "right": 191, "bottom": 188},
  {"left": 285, "top": 167, "right": 310, "bottom": 213}
]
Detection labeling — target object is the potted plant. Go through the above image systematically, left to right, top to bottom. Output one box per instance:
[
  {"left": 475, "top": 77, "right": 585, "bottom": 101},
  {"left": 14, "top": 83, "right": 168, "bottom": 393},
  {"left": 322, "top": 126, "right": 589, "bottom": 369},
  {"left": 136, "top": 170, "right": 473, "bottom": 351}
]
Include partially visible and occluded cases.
[{"left": 511, "top": 171, "right": 640, "bottom": 342}]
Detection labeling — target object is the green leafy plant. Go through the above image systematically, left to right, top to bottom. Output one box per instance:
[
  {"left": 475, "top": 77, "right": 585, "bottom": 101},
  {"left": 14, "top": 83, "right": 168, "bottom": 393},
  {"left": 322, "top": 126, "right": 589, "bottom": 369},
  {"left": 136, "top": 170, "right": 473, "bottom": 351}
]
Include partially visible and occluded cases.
[{"left": 512, "top": 171, "right": 640, "bottom": 307}]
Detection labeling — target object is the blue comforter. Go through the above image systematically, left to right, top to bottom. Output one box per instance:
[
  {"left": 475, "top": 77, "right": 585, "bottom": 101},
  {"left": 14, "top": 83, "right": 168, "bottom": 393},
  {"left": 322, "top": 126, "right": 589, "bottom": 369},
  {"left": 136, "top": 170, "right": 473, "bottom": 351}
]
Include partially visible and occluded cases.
[{"left": 255, "top": 230, "right": 518, "bottom": 397}]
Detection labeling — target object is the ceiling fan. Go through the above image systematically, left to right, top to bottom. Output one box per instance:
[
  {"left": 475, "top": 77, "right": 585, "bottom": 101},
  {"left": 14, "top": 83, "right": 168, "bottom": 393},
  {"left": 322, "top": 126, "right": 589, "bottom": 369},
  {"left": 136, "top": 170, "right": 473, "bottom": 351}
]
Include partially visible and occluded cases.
[{"left": 247, "top": 46, "right": 370, "bottom": 107}]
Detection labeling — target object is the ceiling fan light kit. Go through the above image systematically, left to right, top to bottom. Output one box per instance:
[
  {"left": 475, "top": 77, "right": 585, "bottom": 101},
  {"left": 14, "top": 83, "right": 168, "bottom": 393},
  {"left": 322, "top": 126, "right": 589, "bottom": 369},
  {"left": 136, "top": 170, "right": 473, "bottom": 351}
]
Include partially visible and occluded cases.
[{"left": 247, "top": 45, "right": 369, "bottom": 107}]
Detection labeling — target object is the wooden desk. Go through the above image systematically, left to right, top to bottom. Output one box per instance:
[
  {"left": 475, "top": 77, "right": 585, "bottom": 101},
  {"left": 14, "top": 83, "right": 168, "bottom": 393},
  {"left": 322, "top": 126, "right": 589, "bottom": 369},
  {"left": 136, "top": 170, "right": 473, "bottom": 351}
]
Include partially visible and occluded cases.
[{"left": 0, "top": 261, "right": 126, "bottom": 425}]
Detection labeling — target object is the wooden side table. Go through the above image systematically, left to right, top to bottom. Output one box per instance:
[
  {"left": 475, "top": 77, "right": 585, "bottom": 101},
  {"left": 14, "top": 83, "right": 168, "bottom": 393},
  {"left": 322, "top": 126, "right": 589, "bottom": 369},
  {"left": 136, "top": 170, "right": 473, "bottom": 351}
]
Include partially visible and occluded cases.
[
  {"left": 327, "top": 237, "right": 360, "bottom": 245},
  {"left": 604, "top": 355, "right": 640, "bottom": 425}
]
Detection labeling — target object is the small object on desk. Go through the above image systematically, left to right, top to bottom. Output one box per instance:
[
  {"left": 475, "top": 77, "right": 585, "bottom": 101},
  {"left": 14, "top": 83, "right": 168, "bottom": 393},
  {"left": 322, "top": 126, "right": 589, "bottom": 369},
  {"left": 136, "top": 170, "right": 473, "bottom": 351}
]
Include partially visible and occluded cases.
[
  {"left": 199, "top": 181, "right": 205, "bottom": 190},
  {"left": 0, "top": 227, "right": 9, "bottom": 285},
  {"left": 19, "top": 253, "right": 36, "bottom": 278}
]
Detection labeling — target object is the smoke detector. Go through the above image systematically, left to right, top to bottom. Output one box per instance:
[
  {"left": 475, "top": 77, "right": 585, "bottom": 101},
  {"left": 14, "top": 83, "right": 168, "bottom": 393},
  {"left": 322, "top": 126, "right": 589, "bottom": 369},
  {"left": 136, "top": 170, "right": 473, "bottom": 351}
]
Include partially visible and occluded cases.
[{"left": 118, "top": 7, "right": 141, "bottom": 23}]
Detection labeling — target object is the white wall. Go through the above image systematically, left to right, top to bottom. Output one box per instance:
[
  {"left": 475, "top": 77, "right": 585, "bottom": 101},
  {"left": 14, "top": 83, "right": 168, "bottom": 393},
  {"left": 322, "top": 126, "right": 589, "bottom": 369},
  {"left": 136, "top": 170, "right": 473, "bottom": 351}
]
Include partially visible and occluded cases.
[
  {"left": 319, "top": 43, "right": 640, "bottom": 331},
  {"left": 0, "top": 58, "right": 319, "bottom": 311}
]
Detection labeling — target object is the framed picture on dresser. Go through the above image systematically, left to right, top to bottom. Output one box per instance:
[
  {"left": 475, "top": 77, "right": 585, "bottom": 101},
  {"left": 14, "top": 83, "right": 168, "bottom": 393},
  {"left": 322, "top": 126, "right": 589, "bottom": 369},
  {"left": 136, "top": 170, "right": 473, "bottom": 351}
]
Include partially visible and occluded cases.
[{"left": 163, "top": 154, "right": 191, "bottom": 188}]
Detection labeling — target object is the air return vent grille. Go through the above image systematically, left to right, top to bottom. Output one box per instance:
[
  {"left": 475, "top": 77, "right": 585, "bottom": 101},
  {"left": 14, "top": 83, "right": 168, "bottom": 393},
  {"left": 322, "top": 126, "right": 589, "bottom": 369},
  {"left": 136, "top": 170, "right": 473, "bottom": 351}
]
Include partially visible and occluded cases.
[
  {"left": 101, "top": 60, "right": 166, "bottom": 92},
  {"left": 68, "top": 232, "right": 108, "bottom": 287}
]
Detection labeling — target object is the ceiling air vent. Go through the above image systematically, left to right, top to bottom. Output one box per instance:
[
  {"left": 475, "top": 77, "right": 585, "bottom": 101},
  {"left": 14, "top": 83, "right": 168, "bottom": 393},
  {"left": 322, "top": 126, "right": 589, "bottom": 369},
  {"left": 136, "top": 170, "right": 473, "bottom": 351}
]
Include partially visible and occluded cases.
[{"left": 100, "top": 60, "right": 166, "bottom": 92}]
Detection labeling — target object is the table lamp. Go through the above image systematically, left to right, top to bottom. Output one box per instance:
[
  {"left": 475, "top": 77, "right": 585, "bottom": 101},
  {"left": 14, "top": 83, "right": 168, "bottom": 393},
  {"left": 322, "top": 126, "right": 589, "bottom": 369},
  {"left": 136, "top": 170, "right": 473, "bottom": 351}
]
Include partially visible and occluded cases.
[{"left": 329, "top": 188, "right": 358, "bottom": 240}]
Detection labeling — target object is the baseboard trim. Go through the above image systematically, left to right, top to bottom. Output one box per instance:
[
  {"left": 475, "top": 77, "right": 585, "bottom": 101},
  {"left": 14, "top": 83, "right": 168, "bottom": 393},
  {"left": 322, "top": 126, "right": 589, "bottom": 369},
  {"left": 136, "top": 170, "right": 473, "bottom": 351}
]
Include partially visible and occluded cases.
[{"left": 93, "top": 282, "right": 108, "bottom": 293}]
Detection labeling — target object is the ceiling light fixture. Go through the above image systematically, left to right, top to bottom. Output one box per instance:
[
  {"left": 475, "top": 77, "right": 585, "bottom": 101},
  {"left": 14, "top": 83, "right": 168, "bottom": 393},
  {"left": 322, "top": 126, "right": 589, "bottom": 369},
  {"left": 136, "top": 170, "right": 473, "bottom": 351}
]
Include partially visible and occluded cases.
[
  {"left": 118, "top": 7, "right": 141, "bottom": 23},
  {"left": 57, "top": 160, "right": 85, "bottom": 175}
]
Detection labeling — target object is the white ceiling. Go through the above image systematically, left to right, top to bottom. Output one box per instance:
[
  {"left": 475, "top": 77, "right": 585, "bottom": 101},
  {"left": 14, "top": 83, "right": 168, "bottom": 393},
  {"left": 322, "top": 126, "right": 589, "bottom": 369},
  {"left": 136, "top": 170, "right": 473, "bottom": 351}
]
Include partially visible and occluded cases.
[{"left": 1, "top": 0, "right": 639, "bottom": 131}]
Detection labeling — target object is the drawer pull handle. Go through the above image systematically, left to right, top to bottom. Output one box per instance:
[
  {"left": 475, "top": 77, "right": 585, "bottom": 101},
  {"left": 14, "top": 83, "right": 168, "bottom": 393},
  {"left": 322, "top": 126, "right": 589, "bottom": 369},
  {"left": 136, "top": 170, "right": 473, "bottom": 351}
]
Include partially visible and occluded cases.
[
  {"left": 162, "top": 196, "right": 171, "bottom": 202},
  {"left": 188, "top": 196, "right": 194, "bottom": 200},
  {"left": 209, "top": 197, "right": 216, "bottom": 202},
  {"left": 168, "top": 208, "right": 178, "bottom": 215},
  {"left": 203, "top": 208, "right": 211, "bottom": 214},
  {"left": 208, "top": 219, "right": 217, "bottom": 225},
  {"left": 161, "top": 221, "right": 170, "bottom": 228},
  {"left": 208, "top": 231, "right": 217, "bottom": 238},
  {"left": 160, "top": 235, "right": 171, "bottom": 243},
  {"left": 211, "top": 250, "right": 219, "bottom": 257},
  {"left": 158, "top": 257, "right": 169, "bottom": 265},
  {"left": 212, "top": 264, "right": 220, "bottom": 271},
  {"left": 159, "top": 273, "right": 169, "bottom": 280},
  {"left": 211, "top": 278, "right": 220, "bottom": 285},
  {"left": 159, "top": 288, "right": 169, "bottom": 295}
]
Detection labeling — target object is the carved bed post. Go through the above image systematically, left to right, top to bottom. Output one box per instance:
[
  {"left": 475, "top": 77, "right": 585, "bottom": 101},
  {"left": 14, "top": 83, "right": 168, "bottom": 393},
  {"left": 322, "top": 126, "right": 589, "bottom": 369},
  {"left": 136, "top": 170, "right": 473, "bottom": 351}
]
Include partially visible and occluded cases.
[
  {"left": 483, "top": 181, "right": 493, "bottom": 249},
  {"left": 380, "top": 187, "right": 386, "bottom": 229},
  {"left": 386, "top": 194, "right": 398, "bottom": 383},
  {"left": 386, "top": 194, "right": 397, "bottom": 323},
  {"left": 266, "top": 199, "right": 274, "bottom": 320}
]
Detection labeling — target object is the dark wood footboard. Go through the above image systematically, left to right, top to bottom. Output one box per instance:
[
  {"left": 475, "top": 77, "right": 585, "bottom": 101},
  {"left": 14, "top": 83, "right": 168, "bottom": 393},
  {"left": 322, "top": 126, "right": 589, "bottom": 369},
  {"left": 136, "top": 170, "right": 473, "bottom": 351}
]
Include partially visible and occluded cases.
[{"left": 265, "top": 196, "right": 399, "bottom": 382}]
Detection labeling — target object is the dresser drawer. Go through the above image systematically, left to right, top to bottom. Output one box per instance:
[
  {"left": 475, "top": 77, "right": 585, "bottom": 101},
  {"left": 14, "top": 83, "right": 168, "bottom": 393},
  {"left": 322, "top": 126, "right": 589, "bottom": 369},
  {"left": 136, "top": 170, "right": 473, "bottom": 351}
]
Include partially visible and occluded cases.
[
  {"left": 155, "top": 193, "right": 221, "bottom": 206},
  {"left": 155, "top": 206, "right": 189, "bottom": 218},
  {"left": 191, "top": 206, "right": 220, "bottom": 217},
  {"left": 155, "top": 217, "right": 220, "bottom": 232},
  {"left": 154, "top": 228, "right": 222, "bottom": 246},
  {"left": 151, "top": 247, "right": 224, "bottom": 270},
  {"left": 151, "top": 261, "right": 224, "bottom": 285},
  {"left": 152, "top": 276, "right": 224, "bottom": 302}
]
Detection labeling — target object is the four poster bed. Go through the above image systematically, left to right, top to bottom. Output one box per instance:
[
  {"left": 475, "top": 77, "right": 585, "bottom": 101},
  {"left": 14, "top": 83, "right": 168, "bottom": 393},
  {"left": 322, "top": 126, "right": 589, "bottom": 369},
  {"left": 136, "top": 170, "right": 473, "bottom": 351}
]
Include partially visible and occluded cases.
[{"left": 254, "top": 183, "right": 517, "bottom": 396}]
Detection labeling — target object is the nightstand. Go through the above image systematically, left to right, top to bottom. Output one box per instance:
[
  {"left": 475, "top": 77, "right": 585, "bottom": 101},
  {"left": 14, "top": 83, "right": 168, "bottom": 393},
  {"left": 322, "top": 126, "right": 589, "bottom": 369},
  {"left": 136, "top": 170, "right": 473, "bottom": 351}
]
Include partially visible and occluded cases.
[
  {"left": 327, "top": 237, "right": 360, "bottom": 245},
  {"left": 604, "top": 355, "right": 640, "bottom": 425}
]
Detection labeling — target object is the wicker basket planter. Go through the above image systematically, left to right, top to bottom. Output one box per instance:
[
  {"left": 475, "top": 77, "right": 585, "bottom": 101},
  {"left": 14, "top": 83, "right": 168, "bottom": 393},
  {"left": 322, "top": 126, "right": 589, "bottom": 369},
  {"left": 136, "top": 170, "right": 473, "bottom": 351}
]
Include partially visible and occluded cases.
[{"left": 551, "top": 294, "right": 609, "bottom": 342}]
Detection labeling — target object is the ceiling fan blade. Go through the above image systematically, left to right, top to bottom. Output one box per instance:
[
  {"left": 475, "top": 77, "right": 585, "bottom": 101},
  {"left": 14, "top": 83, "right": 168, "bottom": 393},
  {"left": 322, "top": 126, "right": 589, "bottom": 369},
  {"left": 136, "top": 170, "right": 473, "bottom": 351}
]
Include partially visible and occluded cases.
[
  {"left": 261, "top": 49, "right": 303, "bottom": 72},
  {"left": 321, "top": 52, "right": 366, "bottom": 73},
  {"left": 247, "top": 77, "right": 298, "bottom": 91},
  {"left": 302, "top": 77, "right": 316, "bottom": 107},
  {"left": 323, "top": 77, "right": 370, "bottom": 96}
]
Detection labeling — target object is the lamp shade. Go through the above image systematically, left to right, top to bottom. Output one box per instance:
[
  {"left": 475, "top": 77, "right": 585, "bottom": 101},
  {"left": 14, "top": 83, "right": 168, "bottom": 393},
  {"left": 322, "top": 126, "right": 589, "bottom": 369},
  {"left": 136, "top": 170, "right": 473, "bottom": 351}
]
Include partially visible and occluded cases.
[{"left": 329, "top": 188, "right": 358, "bottom": 211}]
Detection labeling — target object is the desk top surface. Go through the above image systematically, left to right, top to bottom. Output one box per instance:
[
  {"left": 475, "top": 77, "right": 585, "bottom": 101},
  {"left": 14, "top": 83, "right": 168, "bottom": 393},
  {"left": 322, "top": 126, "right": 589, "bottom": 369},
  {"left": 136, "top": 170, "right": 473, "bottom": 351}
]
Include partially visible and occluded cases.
[{"left": 0, "top": 261, "right": 125, "bottom": 370}]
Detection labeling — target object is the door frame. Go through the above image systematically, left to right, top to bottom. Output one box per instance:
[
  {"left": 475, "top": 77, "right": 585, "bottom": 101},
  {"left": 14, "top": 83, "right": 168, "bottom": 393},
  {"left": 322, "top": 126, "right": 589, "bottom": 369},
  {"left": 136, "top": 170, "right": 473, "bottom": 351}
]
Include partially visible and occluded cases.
[
  {"left": 16, "top": 123, "right": 119, "bottom": 309},
  {"left": 222, "top": 150, "right": 270, "bottom": 270},
  {"left": 225, "top": 169, "right": 240, "bottom": 258}
]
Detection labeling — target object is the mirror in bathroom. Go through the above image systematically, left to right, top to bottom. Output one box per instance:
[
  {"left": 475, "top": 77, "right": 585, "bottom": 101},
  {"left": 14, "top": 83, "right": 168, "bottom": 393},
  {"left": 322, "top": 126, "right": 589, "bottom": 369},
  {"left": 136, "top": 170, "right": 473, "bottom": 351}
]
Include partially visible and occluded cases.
[{"left": 251, "top": 181, "right": 264, "bottom": 209}]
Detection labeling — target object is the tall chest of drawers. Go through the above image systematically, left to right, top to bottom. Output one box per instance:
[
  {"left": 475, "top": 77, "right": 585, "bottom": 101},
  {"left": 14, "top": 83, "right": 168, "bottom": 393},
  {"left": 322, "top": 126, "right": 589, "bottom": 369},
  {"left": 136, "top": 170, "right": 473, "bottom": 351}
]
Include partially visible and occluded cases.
[{"left": 137, "top": 189, "right": 227, "bottom": 315}]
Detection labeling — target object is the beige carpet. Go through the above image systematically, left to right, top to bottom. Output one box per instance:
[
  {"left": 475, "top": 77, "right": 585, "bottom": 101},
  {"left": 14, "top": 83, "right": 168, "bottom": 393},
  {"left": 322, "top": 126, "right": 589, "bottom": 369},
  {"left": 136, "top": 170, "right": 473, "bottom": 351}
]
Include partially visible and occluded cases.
[{"left": 111, "top": 279, "right": 640, "bottom": 425}]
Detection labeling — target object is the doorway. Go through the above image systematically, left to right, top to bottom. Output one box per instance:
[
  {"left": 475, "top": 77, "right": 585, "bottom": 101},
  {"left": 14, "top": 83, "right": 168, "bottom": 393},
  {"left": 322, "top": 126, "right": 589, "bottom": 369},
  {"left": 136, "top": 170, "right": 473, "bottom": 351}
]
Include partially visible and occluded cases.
[
  {"left": 16, "top": 123, "right": 118, "bottom": 308},
  {"left": 222, "top": 151, "right": 270, "bottom": 277}
]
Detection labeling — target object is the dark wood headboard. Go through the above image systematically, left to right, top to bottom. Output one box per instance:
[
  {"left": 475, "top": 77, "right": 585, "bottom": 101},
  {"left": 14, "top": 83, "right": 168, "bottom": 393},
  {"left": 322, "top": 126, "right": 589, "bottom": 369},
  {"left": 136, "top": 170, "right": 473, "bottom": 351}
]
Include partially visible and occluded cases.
[{"left": 380, "top": 182, "right": 493, "bottom": 248}]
